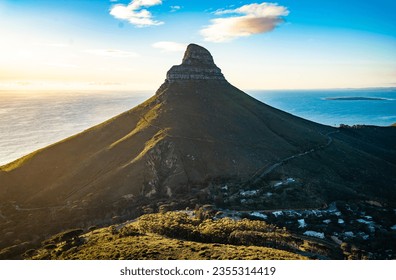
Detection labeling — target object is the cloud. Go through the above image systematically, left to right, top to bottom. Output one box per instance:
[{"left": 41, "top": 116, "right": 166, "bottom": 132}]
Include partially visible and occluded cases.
[
  {"left": 109, "top": 0, "right": 164, "bottom": 27},
  {"left": 200, "top": 2, "right": 289, "bottom": 42},
  {"left": 170, "top": 5, "right": 181, "bottom": 12},
  {"left": 152, "top": 41, "right": 186, "bottom": 52},
  {"left": 84, "top": 49, "right": 139, "bottom": 58}
]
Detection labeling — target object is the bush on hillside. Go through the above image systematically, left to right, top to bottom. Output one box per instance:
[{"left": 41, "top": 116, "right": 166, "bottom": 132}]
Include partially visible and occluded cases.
[
  {"left": 135, "top": 212, "right": 287, "bottom": 247},
  {"left": 42, "top": 229, "right": 84, "bottom": 245}
]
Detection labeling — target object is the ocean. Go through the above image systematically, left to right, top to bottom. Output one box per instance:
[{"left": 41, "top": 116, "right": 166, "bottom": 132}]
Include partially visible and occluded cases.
[
  {"left": 0, "top": 88, "right": 395, "bottom": 166},
  {"left": 249, "top": 88, "right": 396, "bottom": 127}
]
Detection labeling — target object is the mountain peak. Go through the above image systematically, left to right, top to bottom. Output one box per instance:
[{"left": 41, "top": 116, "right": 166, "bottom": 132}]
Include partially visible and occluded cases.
[
  {"left": 166, "top": 43, "right": 225, "bottom": 82},
  {"left": 182, "top": 44, "right": 215, "bottom": 66}
]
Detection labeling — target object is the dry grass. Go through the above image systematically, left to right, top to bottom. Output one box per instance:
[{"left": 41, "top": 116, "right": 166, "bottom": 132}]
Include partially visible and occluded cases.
[
  {"left": 28, "top": 212, "right": 307, "bottom": 260},
  {"left": 29, "top": 227, "right": 306, "bottom": 260}
]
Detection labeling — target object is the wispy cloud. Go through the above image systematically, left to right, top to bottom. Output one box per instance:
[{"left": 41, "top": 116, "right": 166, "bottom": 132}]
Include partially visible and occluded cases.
[
  {"left": 109, "top": 0, "right": 164, "bottom": 27},
  {"left": 200, "top": 2, "right": 289, "bottom": 42},
  {"left": 170, "top": 5, "right": 181, "bottom": 12},
  {"left": 152, "top": 41, "right": 186, "bottom": 52},
  {"left": 83, "top": 49, "right": 139, "bottom": 58}
]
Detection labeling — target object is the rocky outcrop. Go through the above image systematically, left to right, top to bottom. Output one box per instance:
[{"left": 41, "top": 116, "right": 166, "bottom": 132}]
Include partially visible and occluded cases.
[{"left": 166, "top": 44, "right": 226, "bottom": 82}]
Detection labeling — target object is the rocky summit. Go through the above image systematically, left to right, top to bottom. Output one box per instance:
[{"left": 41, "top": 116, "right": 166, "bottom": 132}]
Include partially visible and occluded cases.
[
  {"left": 0, "top": 43, "right": 395, "bottom": 259},
  {"left": 166, "top": 44, "right": 225, "bottom": 82}
]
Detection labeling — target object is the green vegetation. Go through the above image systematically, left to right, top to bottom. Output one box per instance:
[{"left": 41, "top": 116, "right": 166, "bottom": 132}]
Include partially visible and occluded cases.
[
  {"left": 27, "top": 211, "right": 307, "bottom": 260},
  {"left": 135, "top": 212, "right": 292, "bottom": 247},
  {"left": 42, "top": 228, "right": 84, "bottom": 244}
]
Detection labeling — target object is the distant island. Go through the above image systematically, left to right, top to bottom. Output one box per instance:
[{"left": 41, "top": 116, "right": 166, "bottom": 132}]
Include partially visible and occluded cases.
[{"left": 325, "top": 97, "right": 388, "bottom": 101}]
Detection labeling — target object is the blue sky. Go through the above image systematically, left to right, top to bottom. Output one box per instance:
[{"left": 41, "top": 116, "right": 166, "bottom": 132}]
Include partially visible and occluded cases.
[{"left": 0, "top": 0, "right": 395, "bottom": 90}]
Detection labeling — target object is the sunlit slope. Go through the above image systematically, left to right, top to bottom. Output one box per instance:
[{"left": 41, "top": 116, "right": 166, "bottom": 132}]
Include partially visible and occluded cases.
[
  {"left": 0, "top": 96, "right": 155, "bottom": 204},
  {"left": 28, "top": 212, "right": 310, "bottom": 260}
]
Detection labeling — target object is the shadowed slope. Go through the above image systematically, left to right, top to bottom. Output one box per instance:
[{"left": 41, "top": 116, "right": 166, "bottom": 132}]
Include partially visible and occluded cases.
[{"left": 0, "top": 80, "right": 331, "bottom": 206}]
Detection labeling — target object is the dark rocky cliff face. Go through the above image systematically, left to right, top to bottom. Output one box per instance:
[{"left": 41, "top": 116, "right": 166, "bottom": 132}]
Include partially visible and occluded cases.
[{"left": 166, "top": 44, "right": 225, "bottom": 82}]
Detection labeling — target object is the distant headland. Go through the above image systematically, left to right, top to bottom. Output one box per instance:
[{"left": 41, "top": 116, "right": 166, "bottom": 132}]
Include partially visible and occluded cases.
[{"left": 324, "top": 97, "right": 389, "bottom": 101}]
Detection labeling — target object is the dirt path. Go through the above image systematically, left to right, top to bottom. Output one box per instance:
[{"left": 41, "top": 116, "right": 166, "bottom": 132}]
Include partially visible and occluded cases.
[
  {"left": 250, "top": 130, "right": 340, "bottom": 184},
  {"left": 10, "top": 202, "right": 76, "bottom": 212}
]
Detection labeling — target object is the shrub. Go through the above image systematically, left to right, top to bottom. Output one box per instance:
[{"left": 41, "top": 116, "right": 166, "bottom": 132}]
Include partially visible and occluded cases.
[
  {"left": 135, "top": 212, "right": 287, "bottom": 247},
  {"left": 137, "top": 212, "right": 200, "bottom": 240},
  {"left": 198, "top": 218, "right": 281, "bottom": 243},
  {"left": 118, "top": 225, "right": 142, "bottom": 237},
  {"left": 88, "top": 226, "right": 97, "bottom": 231},
  {"left": 109, "top": 226, "right": 118, "bottom": 235},
  {"left": 43, "top": 229, "right": 84, "bottom": 244},
  {"left": 229, "top": 230, "right": 282, "bottom": 246},
  {"left": 43, "top": 244, "right": 57, "bottom": 250},
  {"left": 23, "top": 249, "right": 36, "bottom": 258}
]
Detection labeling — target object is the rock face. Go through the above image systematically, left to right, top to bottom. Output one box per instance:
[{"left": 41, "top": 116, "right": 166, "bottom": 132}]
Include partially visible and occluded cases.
[{"left": 166, "top": 44, "right": 225, "bottom": 82}]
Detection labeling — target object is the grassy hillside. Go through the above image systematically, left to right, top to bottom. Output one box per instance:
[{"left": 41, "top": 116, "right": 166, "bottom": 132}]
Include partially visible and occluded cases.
[{"left": 26, "top": 211, "right": 310, "bottom": 260}]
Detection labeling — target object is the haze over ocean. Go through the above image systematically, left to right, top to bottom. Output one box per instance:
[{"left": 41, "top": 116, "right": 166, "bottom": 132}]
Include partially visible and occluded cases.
[{"left": 1, "top": 88, "right": 395, "bottom": 166}]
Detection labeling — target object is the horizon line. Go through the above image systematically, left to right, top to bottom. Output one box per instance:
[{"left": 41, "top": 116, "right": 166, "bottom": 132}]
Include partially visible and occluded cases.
[{"left": 1, "top": 85, "right": 395, "bottom": 93}]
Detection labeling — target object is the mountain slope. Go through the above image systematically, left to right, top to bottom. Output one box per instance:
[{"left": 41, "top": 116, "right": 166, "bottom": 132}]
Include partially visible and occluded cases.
[{"left": 0, "top": 44, "right": 395, "bottom": 255}]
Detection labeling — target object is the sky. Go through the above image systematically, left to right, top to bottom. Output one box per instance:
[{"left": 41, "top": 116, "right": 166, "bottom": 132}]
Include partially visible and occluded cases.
[{"left": 0, "top": 0, "right": 395, "bottom": 91}]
